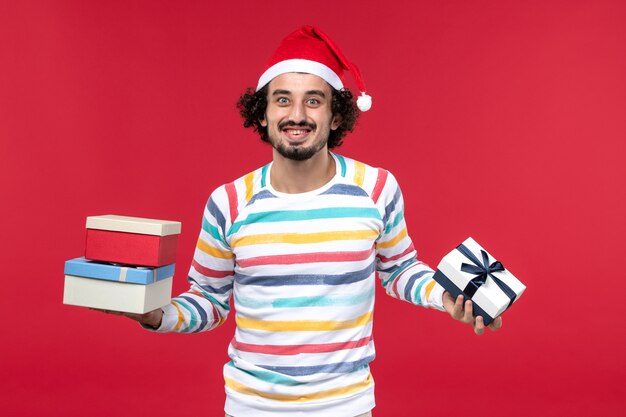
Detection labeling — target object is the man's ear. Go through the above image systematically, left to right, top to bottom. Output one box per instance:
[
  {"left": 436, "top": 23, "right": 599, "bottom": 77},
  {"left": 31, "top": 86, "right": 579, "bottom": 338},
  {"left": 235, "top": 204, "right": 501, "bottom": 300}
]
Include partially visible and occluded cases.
[
  {"left": 331, "top": 114, "right": 342, "bottom": 130},
  {"left": 260, "top": 115, "right": 267, "bottom": 127}
]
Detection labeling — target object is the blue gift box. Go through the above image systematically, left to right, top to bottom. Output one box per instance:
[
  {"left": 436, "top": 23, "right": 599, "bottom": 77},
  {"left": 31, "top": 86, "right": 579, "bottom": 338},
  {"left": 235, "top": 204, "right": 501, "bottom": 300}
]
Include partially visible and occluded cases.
[{"left": 64, "top": 257, "right": 175, "bottom": 284}]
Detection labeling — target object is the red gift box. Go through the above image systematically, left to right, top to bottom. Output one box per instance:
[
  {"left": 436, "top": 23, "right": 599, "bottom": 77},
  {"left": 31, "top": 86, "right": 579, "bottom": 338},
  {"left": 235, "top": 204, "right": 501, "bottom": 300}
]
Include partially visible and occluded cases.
[{"left": 85, "top": 215, "right": 181, "bottom": 267}]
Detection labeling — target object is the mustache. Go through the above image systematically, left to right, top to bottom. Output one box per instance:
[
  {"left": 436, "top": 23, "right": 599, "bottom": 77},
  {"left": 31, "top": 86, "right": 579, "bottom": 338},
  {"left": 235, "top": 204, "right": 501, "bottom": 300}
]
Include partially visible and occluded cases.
[{"left": 278, "top": 120, "right": 316, "bottom": 130}]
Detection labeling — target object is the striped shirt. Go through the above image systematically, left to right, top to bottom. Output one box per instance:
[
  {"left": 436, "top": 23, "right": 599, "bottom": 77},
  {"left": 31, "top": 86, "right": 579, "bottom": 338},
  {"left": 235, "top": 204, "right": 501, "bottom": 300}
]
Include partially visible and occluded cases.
[{"left": 156, "top": 153, "right": 445, "bottom": 416}]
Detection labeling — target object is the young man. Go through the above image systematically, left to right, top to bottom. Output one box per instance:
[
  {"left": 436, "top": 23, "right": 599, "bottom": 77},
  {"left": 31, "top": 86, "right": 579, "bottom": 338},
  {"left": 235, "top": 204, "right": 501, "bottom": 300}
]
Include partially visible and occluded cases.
[{"left": 114, "top": 26, "right": 502, "bottom": 417}]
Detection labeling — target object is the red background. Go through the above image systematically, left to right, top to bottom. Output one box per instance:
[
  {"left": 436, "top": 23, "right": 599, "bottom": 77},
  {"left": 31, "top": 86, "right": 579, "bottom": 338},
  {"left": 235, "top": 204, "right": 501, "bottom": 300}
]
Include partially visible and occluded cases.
[{"left": 2, "top": 1, "right": 625, "bottom": 416}]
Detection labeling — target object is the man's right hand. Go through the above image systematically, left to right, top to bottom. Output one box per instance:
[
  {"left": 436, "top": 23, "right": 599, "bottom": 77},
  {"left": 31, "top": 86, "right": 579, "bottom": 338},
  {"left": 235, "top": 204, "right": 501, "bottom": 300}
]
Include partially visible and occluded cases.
[
  {"left": 442, "top": 292, "right": 503, "bottom": 336},
  {"left": 91, "top": 307, "right": 164, "bottom": 329}
]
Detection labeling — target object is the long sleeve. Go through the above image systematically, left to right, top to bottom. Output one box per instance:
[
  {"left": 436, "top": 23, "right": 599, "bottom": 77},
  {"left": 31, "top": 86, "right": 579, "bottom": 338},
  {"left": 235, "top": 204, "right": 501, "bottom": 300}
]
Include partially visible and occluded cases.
[
  {"left": 374, "top": 172, "right": 445, "bottom": 311},
  {"left": 157, "top": 186, "right": 236, "bottom": 332}
]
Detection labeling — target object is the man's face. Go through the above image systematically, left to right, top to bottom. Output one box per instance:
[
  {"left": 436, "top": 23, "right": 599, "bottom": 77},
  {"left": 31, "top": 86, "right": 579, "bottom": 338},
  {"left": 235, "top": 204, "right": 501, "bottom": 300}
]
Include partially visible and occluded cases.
[{"left": 261, "top": 72, "right": 341, "bottom": 161}]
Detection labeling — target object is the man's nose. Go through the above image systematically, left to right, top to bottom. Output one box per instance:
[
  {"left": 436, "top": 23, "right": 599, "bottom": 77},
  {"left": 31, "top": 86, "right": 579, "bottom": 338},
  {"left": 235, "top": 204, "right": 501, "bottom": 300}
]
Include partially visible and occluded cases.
[{"left": 288, "top": 101, "right": 306, "bottom": 123}]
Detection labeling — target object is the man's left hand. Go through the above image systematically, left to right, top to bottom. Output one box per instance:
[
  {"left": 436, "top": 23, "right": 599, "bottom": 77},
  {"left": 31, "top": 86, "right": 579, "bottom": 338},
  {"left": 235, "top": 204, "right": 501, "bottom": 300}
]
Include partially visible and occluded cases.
[{"left": 442, "top": 292, "right": 503, "bottom": 335}]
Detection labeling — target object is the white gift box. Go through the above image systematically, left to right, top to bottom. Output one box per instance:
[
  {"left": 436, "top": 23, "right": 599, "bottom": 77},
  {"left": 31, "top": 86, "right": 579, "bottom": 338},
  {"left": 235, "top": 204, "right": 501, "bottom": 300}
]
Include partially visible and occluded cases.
[
  {"left": 433, "top": 237, "right": 526, "bottom": 324},
  {"left": 63, "top": 275, "right": 172, "bottom": 314}
]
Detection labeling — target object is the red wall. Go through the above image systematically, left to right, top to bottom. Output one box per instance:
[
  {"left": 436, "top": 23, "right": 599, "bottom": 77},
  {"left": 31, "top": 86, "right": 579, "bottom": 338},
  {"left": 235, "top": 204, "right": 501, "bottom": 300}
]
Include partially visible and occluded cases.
[{"left": 2, "top": 1, "right": 625, "bottom": 416}]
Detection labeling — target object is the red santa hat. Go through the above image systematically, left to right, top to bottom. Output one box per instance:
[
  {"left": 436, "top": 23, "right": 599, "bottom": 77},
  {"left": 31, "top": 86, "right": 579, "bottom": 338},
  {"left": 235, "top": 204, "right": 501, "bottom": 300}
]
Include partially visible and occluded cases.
[{"left": 256, "top": 25, "right": 372, "bottom": 112}]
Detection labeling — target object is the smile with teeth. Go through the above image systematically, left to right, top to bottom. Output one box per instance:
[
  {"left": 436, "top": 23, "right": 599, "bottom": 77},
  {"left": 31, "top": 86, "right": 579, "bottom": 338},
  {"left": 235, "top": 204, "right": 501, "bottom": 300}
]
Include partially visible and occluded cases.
[
  {"left": 283, "top": 126, "right": 313, "bottom": 141},
  {"left": 286, "top": 129, "right": 308, "bottom": 135}
]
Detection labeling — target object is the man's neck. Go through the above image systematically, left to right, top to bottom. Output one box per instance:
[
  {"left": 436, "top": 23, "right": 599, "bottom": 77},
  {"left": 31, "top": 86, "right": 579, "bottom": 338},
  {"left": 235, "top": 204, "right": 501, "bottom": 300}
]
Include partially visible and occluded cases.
[{"left": 270, "top": 149, "right": 336, "bottom": 194}]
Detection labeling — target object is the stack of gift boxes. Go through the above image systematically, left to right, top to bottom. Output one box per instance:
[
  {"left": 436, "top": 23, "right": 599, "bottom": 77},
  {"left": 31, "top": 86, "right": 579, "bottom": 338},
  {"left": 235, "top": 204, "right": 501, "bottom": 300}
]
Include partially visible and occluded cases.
[{"left": 63, "top": 215, "right": 181, "bottom": 314}]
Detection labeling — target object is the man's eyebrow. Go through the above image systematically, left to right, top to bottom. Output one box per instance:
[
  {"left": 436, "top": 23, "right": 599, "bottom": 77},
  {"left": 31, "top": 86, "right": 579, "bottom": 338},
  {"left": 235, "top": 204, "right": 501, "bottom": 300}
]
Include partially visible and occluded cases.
[
  {"left": 270, "top": 89, "right": 327, "bottom": 97},
  {"left": 305, "top": 90, "right": 326, "bottom": 97}
]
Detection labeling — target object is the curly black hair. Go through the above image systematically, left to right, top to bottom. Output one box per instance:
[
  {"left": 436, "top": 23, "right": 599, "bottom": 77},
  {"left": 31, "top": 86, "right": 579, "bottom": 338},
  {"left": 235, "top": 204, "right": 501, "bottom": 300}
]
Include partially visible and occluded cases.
[{"left": 236, "top": 85, "right": 359, "bottom": 149}]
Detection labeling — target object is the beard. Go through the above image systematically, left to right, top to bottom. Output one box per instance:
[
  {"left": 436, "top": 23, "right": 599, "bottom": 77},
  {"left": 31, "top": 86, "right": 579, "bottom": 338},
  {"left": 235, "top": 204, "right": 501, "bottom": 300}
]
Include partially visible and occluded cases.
[
  {"left": 270, "top": 121, "right": 329, "bottom": 161},
  {"left": 273, "top": 140, "right": 327, "bottom": 161}
]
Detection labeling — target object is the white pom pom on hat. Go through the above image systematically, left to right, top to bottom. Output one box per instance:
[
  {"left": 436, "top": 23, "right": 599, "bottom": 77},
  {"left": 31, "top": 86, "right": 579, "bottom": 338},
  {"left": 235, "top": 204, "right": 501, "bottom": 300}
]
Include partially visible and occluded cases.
[
  {"left": 256, "top": 25, "right": 372, "bottom": 112},
  {"left": 357, "top": 93, "right": 372, "bottom": 112}
]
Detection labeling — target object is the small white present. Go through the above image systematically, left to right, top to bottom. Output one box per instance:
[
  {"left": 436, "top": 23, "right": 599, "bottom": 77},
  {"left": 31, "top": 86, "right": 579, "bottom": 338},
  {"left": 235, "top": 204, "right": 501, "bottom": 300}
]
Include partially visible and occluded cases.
[
  {"left": 433, "top": 237, "right": 526, "bottom": 325},
  {"left": 63, "top": 275, "right": 173, "bottom": 314}
]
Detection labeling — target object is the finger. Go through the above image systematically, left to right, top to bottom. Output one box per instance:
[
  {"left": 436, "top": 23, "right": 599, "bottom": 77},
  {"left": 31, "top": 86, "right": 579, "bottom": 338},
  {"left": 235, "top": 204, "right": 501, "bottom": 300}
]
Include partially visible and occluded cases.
[
  {"left": 442, "top": 292, "right": 455, "bottom": 314},
  {"left": 452, "top": 295, "right": 464, "bottom": 320},
  {"left": 462, "top": 299, "right": 474, "bottom": 323},
  {"left": 88, "top": 307, "right": 127, "bottom": 317},
  {"left": 90, "top": 308, "right": 115, "bottom": 315},
  {"left": 105, "top": 310, "right": 123, "bottom": 316},
  {"left": 474, "top": 315, "right": 485, "bottom": 336},
  {"left": 488, "top": 316, "right": 503, "bottom": 332}
]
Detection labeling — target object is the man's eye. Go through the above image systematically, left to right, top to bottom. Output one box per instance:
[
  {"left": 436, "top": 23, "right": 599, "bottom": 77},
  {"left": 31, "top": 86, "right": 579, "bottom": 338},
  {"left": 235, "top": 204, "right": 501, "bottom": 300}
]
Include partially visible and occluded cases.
[
  {"left": 277, "top": 97, "right": 289, "bottom": 104},
  {"left": 306, "top": 98, "right": 320, "bottom": 105}
]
